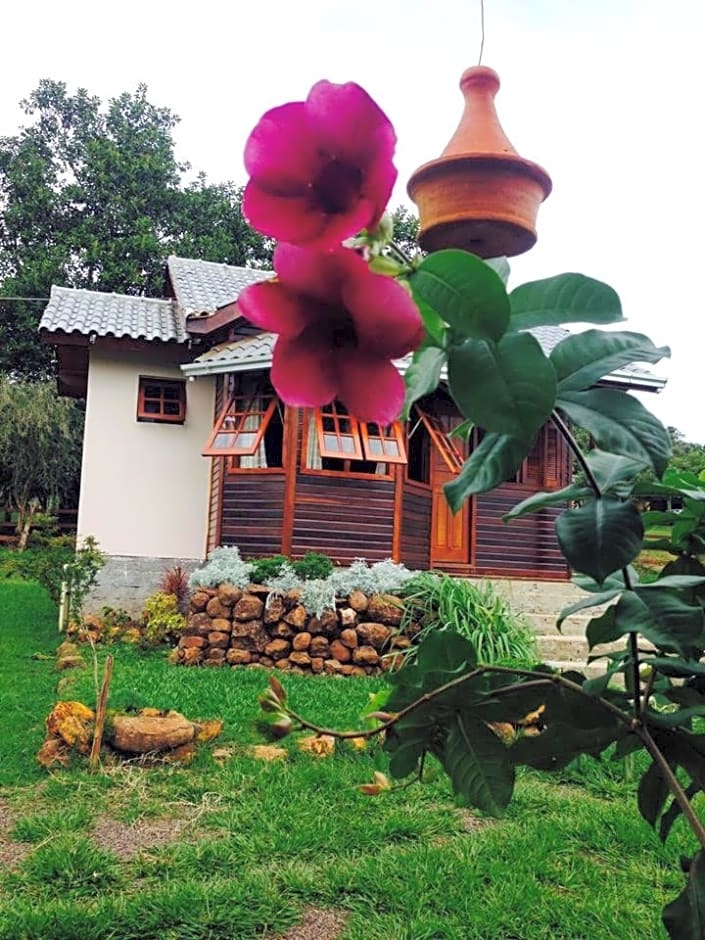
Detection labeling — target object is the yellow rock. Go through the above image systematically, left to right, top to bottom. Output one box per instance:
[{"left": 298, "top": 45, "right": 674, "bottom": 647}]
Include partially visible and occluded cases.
[
  {"left": 45, "top": 701, "right": 95, "bottom": 753},
  {"left": 195, "top": 718, "right": 224, "bottom": 743},
  {"left": 296, "top": 734, "right": 336, "bottom": 758},
  {"left": 250, "top": 744, "right": 287, "bottom": 761}
]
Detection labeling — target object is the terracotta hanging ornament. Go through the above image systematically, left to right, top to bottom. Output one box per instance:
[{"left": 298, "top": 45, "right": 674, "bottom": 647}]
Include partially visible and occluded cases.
[{"left": 407, "top": 65, "right": 552, "bottom": 258}]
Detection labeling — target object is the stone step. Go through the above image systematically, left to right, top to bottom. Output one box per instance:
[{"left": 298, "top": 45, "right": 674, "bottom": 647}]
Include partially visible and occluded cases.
[
  {"left": 525, "top": 611, "right": 593, "bottom": 634},
  {"left": 540, "top": 659, "right": 608, "bottom": 679}
]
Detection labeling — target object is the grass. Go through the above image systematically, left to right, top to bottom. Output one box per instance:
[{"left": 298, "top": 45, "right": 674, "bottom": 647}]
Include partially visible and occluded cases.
[{"left": 0, "top": 578, "right": 697, "bottom": 938}]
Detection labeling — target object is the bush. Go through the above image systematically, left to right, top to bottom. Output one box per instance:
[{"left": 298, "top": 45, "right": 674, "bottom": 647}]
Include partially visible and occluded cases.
[
  {"left": 189, "top": 546, "right": 253, "bottom": 589},
  {"left": 292, "top": 551, "right": 334, "bottom": 581},
  {"left": 249, "top": 554, "right": 290, "bottom": 584},
  {"left": 399, "top": 572, "right": 537, "bottom": 667},
  {"left": 141, "top": 592, "right": 187, "bottom": 648}
]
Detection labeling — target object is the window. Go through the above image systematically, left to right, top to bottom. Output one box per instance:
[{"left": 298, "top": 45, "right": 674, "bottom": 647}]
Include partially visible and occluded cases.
[
  {"left": 202, "top": 374, "right": 283, "bottom": 469},
  {"left": 137, "top": 377, "right": 186, "bottom": 424},
  {"left": 303, "top": 403, "right": 406, "bottom": 475},
  {"left": 414, "top": 405, "right": 464, "bottom": 473}
]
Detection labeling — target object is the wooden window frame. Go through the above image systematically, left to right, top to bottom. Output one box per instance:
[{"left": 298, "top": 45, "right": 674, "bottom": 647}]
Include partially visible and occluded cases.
[
  {"left": 137, "top": 377, "right": 186, "bottom": 424},
  {"left": 202, "top": 385, "right": 277, "bottom": 457},
  {"left": 315, "top": 403, "right": 364, "bottom": 460},
  {"left": 414, "top": 405, "right": 464, "bottom": 474},
  {"left": 301, "top": 406, "right": 407, "bottom": 479},
  {"left": 360, "top": 422, "right": 407, "bottom": 464}
]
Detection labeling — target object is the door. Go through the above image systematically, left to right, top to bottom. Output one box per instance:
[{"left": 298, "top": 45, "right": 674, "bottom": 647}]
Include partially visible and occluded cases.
[{"left": 430, "top": 421, "right": 469, "bottom": 566}]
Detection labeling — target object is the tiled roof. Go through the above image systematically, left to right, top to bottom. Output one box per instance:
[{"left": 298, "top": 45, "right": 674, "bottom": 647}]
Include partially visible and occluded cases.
[
  {"left": 167, "top": 256, "right": 273, "bottom": 318},
  {"left": 40, "top": 286, "right": 185, "bottom": 343},
  {"left": 181, "top": 324, "right": 665, "bottom": 390},
  {"left": 183, "top": 333, "right": 277, "bottom": 376}
]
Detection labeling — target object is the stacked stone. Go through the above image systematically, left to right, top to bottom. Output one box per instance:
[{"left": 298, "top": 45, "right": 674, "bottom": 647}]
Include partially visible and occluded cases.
[{"left": 173, "top": 584, "right": 414, "bottom": 675}]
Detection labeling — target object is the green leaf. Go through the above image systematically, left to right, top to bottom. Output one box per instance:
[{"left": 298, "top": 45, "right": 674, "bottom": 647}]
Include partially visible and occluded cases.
[
  {"left": 409, "top": 249, "right": 510, "bottom": 342},
  {"left": 483, "top": 256, "right": 510, "bottom": 284},
  {"left": 508, "top": 273, "right": 624, "bottom": 331},
  {"left": 413, "top": 294, "right": 447, "bottom": 347},
  {"left": 550, "top": 329, "right": 669, "bottom": 393},
  {"left": 448, "top": 332, "right": 556, "bottom": 443},
  {"left": 402, "top": 346, "right": 446, "bottom": 419},
  {"left": 557, "top": 388, "right": 671, "bottom": 477},
  {"left": 444, "top": 433, "right": 528, "bottom": 511},
  {"left": 585, "top": 449, "right": 651, "bottom": 495},
  {"left": 503, "top": 483, "right": 592, "bottom": 522},
  {"left": 555, "top": 498, "right": 644, "bottom": 583},
  {"left": 639, "top": 576, "right": 705, "bottom": 590},
  {"left": 557, "top": 587, "right": 623, "bottom": 631},
  {"left": 615, "top": 590, "right": 705, "bottom": 657},
  {"left": 586, "top": 605, "right": 625, "bottom": 649},
  {"left": 645, "top": 657, "right": 705, "bottom": 679},
  {"left": 442, "top": 712, "right": 515, "bottom": 816},
  {"left": 385, "top": 713, "right": 435, "bottom": 779},
  {"left": 510, "top": 721, "right": 622, "bottom": 771},
  {"left": 637, "top": 760, "right": 670, "bottom": 827},
  {"left": 660, "top": 782, "right": 701, "bottom": 843},
  {"left": 663, "top": 851, "right": 705, "bottom": 940}
]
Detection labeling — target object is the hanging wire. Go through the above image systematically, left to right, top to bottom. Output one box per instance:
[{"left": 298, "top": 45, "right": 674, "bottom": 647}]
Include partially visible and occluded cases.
[{"left": 478, "top": 0, "right": 486, "bottom": 65}]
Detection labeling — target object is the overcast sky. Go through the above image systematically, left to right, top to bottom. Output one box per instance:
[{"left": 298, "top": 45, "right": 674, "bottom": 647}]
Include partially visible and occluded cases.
[{"left": 4, "top": 1, "right": 704, "bottom": 442}]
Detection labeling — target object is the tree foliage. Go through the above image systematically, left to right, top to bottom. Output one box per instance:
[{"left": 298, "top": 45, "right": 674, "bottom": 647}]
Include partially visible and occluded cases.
[
  {"left": 0, "top": 80, "right": 273, "bottom": 377},
  {"left": 0, "top": 377, "right": 83, "bottom": 526}
]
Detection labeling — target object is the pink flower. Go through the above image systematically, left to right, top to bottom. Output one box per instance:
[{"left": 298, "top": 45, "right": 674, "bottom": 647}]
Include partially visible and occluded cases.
[
  {"left": 243, "top": 81, "right": 397, "bottom": 249},
  {"left": 237, "top": 244, "right": 423, "bottom": 424}
]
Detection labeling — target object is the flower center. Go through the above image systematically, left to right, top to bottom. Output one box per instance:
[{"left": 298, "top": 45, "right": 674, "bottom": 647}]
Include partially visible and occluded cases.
[
  {"left": 313, "top": 158, "right": 363, "bottom": 215},
  {"left": 331, "top": 316, "right": 358, "bottom": 350}
]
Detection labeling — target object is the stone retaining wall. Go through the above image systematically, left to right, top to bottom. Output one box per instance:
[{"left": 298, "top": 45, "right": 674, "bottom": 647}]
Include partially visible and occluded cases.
[{"left": 172, "top": 584, "right": 414, "bottom": 675}]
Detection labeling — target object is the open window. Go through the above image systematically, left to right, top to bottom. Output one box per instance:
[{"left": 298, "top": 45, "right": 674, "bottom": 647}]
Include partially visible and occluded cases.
[
  {"left": 202, "top": 374, "right": 283, "bottom": 470},
  {"left": 137, "top": 377, "right": 186, "bottom": 424},
  {"left": 303, "top": 402, "right": 406, "bottom": 476},
  {"left": 414, "top": 405, "right": 465, "bottom": 474}
]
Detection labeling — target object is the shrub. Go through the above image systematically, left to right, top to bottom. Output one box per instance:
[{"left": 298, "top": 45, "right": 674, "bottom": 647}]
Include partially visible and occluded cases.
[
  {"left": 188, "top": 546, "right": 253, "bottom": 589},
  {"left": 292, "top": 551, "right": 334, "bottom": 581},
  {"left": 249, "top": 554, "right": 290, "bottom": 584},
  {"left": 330, "top": 557, "right": 415, "bottom": 597},
  {"left": 264, "top": 562, "right": 303, "bottom": 597},
  {"left": 159, "top": 564, "right": 190, "bottom": 611},
  {"left": 399, "top": 572, "right": 537, "bottom": 667},
  {"left": 141, "top": 592, "right": 187, "bottom": 648}
]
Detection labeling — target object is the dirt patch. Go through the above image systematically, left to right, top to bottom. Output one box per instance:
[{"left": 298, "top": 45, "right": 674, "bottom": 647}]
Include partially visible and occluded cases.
[
  {"left": 0, "top": 800, "right": 31, "bottom": 870},
  {"left": 457, "top": 808, "right": 495, "bottom": 834},
  {"left": 92, "top": 814, "right": 202, "bottom": 860},
  {"left": 271, "top": 908, "right": 348, "bottom": 940}
]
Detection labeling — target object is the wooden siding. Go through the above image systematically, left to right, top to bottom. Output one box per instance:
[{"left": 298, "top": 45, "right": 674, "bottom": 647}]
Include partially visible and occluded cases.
[
  {"left": 292, "top": 473, "right": 395, "bottom": 563},
  {"left": 220, "top": 474, "right": 286, "bottom": 556},
  {"left": 399, "top": 483, "right": 432, "bottom": 569},
  {"left": 471, "top": 484, "right": 568, "bottom": 578}
]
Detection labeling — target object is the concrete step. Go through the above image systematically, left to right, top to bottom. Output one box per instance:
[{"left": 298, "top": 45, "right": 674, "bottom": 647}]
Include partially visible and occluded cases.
[{"left": 540, "top": 659, "right": 610, "bottom": 679}]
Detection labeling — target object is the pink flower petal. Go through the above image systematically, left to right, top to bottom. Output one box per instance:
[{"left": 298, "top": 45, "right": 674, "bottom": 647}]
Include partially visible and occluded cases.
[
  {"left": 306, "top": 81, "right": 397, "bottom": 171},
  {"left": 244, "top": 102, "right": 319, "bottom": 193},
  {"left": 243, "top": 182, "right": 327, "bottom": 244},
  {"left": 273, "top": 243, "right": 365, "bottom": 306},
  {"left": 343, "top": 271, "right": 424, "bottom": 359},
  {"left": 237, "top": 281, "right": 312, "bottom": 338},
  {"left": 270, "top": 334, "right": 338, "bottom": 408},
  {"left": 335, "top": 354, "right": 406, "bottom": 424}
]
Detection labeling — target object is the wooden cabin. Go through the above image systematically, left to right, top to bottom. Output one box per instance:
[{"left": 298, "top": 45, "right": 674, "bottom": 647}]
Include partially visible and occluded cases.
[{"left": 40, "top": 256, "right": 664, "bottom": 609}]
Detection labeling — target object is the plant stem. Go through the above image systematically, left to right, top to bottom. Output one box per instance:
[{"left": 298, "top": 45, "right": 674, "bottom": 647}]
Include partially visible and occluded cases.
[
  {"left": 550, "top": 410, "right": 601, "bottom": 494},
  {"left": 638, "top": 725, "right": 705, "bottom": 848}
]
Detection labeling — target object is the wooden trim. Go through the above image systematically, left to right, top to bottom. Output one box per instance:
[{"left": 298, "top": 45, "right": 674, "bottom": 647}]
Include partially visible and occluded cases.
[
  {"left": 185, "top": 302, "right": 239, "bottom": 335},
  {"left": 137, "top": 376, "right": 186, "bottom": 423},
  {"left": 202, "top": 389, "right": 277, "bottom": 456},
  {"left": 314, "top": 404, "right": 364, "bottom": 460},
  {"left": 415, "top": 405, "right": 464, "bottom": 473},
  {"left": 281, "top": 406, "right": 299, "bottom": 556},
  {"left": 360, "top": 422, "right": 407, "bottom": 464},
  {"left": 392, "top": 463, "right": 404, "bottom": 562},
  {"left": 301, "top": 467, "right": 394, "bottom": 482},
  {"left": 468, "top": 495, "right": 477, "bottom": 567}
]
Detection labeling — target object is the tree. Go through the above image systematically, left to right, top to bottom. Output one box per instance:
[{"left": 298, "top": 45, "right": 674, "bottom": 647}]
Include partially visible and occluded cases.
[
  {"left": 0, "top": 80, "right": 273, "bottom": 377},
  {"left": 391, "top": 205, "right": 421, "bottom": 259},
  {"left": 0, "top": 378, "right": 84, "bottom": 543},
  {"left": 667, "top": 426, "right": 705, "bottom": 475}
]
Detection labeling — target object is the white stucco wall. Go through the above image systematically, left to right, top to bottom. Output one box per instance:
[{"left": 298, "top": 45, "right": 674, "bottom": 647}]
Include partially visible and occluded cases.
[{"left": 77, "top": 349, "right": 214, "bottom": 559}]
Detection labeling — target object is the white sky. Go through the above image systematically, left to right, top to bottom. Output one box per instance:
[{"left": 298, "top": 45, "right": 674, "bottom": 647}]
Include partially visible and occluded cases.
[{"left": 4, "top": 0, "right": 704, "bottom": 442}]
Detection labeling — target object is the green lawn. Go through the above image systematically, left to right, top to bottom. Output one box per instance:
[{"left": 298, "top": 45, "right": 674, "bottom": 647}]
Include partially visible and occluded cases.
[{"left": 0, "top": 579, "right": 694, "bottom": 939}]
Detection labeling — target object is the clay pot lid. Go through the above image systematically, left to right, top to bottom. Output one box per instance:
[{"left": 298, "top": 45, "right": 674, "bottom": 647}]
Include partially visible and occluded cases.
[{"left": 407, "top": 64, "right": 552, "bottom": 258}]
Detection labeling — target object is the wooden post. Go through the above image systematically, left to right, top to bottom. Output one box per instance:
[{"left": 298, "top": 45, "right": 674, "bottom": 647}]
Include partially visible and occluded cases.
[{"left": 89, "top": 655, "right": 114, "bottom": 772}]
